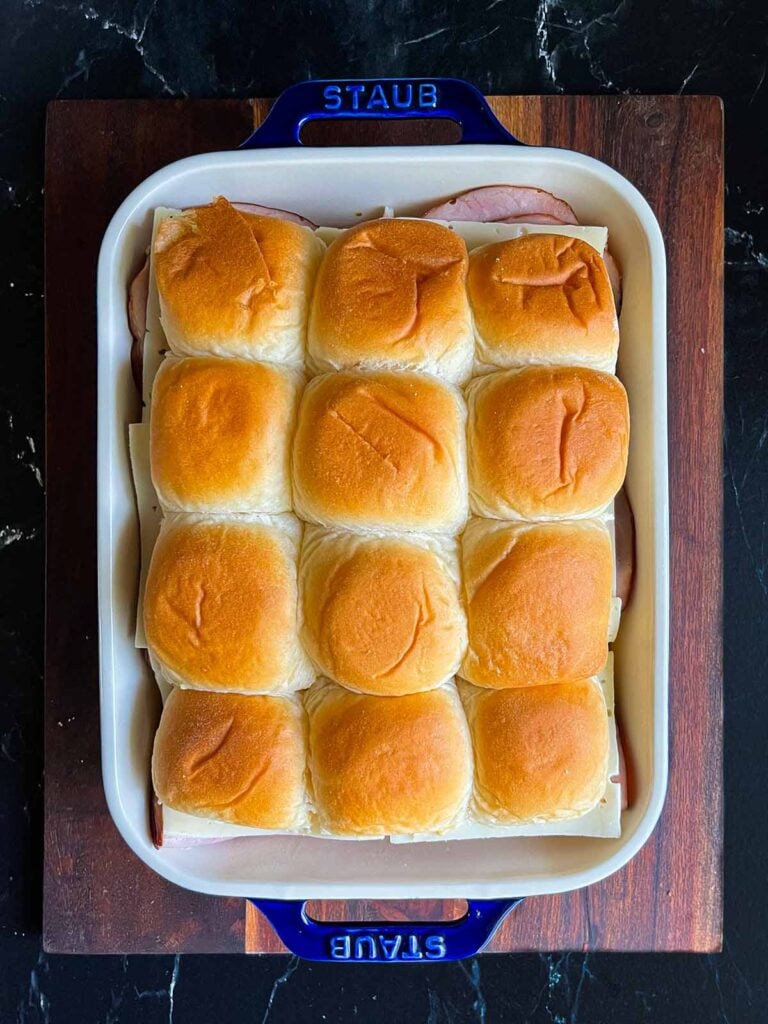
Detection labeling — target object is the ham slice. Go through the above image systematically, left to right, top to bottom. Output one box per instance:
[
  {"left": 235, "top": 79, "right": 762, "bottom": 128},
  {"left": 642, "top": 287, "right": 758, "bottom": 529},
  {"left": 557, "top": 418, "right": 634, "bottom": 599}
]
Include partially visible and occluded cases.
[
  {"left": 423, "top": 185, "right": 578, "bottom": 224},
  {"left": 183, "top": 200, "right": 317, "bottom": 226},
  {"left": 230, "top": 201, "right": 317, "bottom": 228},
  {"left": 499, "top": 213, "right": 574, "bottom": 225},
  {"left": 603, "top": 249, "right": 623, "bottom": 311},
  {"left": 127, "top": 256, "right": 149, "bottom": 392},
  {"left": 128, "top": 257, "right": 149, "bottom": 343},
  {"left": 130, "top": 338, "right": 143, "bottom": 395},
  {"left": 614, "top": 486, "right": 635, "bottom": 610},
  {"left": 612, "top": 489, "right": 634, "bottom": 811},
  {"left": 150, "top": 788, "right": 163, "bottom": 848}
]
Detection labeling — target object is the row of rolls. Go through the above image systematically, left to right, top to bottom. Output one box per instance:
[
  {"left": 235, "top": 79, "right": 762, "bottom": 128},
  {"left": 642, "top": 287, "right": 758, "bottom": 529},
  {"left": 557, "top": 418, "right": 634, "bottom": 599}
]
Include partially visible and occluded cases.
[
  {"left": 153, "top": 196, "right": 620, "bottom": 379},
  {"left": 142, "top": 197, "right": 626, "bottom": 836},
  {"left": 153, "top": 678, "right": 611, "bottom": 837}
]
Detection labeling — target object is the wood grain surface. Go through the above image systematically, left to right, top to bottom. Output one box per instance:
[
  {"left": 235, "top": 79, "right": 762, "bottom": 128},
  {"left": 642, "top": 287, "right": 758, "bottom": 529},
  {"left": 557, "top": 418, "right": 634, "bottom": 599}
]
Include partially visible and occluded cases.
[{"left": 44, "top": 95, "right": 723, "bottom": 954}]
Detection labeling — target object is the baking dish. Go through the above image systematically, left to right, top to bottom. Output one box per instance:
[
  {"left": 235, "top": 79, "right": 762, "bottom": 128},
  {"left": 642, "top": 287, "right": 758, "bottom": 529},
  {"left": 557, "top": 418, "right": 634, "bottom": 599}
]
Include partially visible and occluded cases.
[{"left": 97, "top": 78, "right": 668, "bottom": 960}]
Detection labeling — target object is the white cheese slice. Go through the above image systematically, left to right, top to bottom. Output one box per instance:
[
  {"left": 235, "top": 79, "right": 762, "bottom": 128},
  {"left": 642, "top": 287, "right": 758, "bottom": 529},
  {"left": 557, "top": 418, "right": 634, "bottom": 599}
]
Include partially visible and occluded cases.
[
  {"left": 141, "top": 207, "right": 178, "bottom": 415},
  {"left": 448, "top": 221, "right": 607, "bottom": 253},
  {"left": 608, "top": 596, "right": 622, "bottom": 643},
  {"left": 158, "top": 807, "right": 383, "bottom": 845}
]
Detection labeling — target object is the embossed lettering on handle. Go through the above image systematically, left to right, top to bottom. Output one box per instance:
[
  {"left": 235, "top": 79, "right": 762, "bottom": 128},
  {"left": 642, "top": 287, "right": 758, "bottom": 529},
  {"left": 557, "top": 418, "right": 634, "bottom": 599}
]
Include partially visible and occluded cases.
[
  {"left": 240, "top": 78, "right": 523, "bottom": 149},
  {"left": 321, "top": 81, "right": 440, "bottom": 113},
  {"left": 250, "top": 898, "right": 523, "bottom": 962},
  {"left": 327, "top": 931, "right": 448, "bottom": 961}
]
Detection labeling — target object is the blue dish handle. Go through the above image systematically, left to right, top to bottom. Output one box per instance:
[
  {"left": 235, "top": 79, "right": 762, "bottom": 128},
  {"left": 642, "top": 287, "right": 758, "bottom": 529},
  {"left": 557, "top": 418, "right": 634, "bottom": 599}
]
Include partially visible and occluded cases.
[
  {"left": 240, "top": 78, "right": 523, "bottom": 149},
  {"left": 250, "top": 898, "right": 523, "bottom": 962}
]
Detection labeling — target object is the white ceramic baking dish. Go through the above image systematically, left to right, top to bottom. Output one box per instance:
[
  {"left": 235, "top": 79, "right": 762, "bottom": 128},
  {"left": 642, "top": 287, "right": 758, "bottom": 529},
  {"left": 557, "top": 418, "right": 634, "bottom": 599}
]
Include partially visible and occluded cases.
[{"left": 97, "top": 78, "right": 668, "bottom": 959}]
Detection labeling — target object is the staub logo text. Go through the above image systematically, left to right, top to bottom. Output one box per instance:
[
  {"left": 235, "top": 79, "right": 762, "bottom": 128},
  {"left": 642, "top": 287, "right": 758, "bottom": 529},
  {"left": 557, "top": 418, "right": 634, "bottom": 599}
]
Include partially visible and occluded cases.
[
  {"left": 322, "top": 82, "right": 440, "bottom": 113},
  {"left": 329, "top": 932, "right": 447, "bottom": 961}
]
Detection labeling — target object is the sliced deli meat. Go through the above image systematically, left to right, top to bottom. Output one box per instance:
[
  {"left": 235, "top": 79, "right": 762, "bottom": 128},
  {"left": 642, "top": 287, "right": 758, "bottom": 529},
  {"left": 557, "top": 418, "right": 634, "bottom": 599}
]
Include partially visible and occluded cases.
[
  {"left": 423, "top": 185, "right": 578, "bottom": 224},
  {"left": 186, "top": 200, "right": 317, "bottom": 227},
  {"left": 231, "top": 202, "right": 317, "bottom": 228},
  {"left": 500, "top": 212, "right": 575, "bottom": 225},
  {"left": 603, "top": 249, "right": 623, "bottom": 311},
  {"left": 127, "top": 256, "right": 150, "bottom": 392},
  {"left": 127, "top": 257, "right": 149, "bottom": 345},
  {"left": 130, "top": 336, "right": 144, "bottom": 394},
  {"left": 614, "top": 486, "right": 635, "bottom": 609},
  {"left": 150, "top": 790, "right": 163, "bottom": 848}
]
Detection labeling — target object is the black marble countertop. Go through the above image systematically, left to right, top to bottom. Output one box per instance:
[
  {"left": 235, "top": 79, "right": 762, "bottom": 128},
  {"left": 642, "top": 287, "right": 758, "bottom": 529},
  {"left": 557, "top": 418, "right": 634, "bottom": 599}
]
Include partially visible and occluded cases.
[{"left": 1, "top": 0, "right": 765, "bottom": 1020}]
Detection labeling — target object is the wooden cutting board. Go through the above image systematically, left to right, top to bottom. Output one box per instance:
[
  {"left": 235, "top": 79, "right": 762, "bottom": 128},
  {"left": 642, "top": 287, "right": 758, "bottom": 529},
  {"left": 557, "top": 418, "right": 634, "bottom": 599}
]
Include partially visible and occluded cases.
[{"left": 44, "top": 94, "right": 723, "bottom": 954}]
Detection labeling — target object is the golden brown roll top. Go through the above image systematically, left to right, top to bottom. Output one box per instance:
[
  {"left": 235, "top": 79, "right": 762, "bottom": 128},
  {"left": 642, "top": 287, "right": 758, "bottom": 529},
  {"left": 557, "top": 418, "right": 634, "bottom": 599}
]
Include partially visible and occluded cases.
[
  {"left": 153, "top": 197, "right": 324, "bottom": 362},
  {"left": 308, "top": 218, "right": 474, "bottom": 383},
  {"left": 467, "top": 234, "right": 619, "bottom": 372},
  {"left": 150, "top": 357, "right": 302, "bottom": 513},
  {"left": 466, "top": 366, "right": 629, "bottom": 519},
  {"left": 292, "top": 371, "right": 468, "bottom": 534},
  {"left": 143, "top": 515, "right": 314, "bottom": 694},
  {"left": 460, "top": 518, "right": 613, "bottom": 689},
  {"left": 300, "top": 528, "right": 466, "bottom": 696},
  {"left": 461, "top": 678, "right": 609, "bottom": 823},
  {"left": 305, "top": 680, "right": 472, "bottom": 836},
  {"left": 152, "top": 689, "right": 308, "bottom": 830}
]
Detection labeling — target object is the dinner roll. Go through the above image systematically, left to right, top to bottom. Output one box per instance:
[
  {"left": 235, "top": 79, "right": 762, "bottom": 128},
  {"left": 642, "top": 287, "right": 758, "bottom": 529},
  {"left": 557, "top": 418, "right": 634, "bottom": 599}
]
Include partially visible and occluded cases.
[
  {"left": 153, "top": 197, "right": 324, "bottom": 362},
  {"left": 308, "top": 218, "right": 473, "bottom": 383},
  {"left": 467, "top": 234, "right": 619, "bottom": 371},
  {"left": 150, "top": 357, "right": 301, "bottom": 513},
  {"left": 466, "top": 366, "right": 629, "bottom": 519},
  {"left": 292, "top": 371, "right": 468, "bottom": 534},
  {"left": 143, "top": 515, "right": 313, "bottom": 694},
  {"left": 460, "top": 518, "right": 613, "bottom": 688},
  {"left": 300, "top": 528, "right": 466, "bottom": 695},
  {"left": 460, "top": 678, "right": 609, "bottom": 822},
  {"left": 305, "top": 680, "right": 472, "bottom": 836},
  {"left": 152, "top": 689, "right": 308, "bottom": 830}
]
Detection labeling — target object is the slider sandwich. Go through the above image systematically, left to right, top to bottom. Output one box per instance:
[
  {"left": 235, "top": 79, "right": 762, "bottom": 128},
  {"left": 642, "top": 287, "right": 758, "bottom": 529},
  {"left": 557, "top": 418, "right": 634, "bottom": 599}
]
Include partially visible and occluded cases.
[
  {"left": 152, "top": 196, "right": 324, "bottom": 363},
  {"left": 308, "top": 217, "right": 474, "bottom": 383},
  {"left": 467, "top": 233, "right": 619, "bottom": 372},
  {"left": 150, "top": 356, "right": 302, "bottom": 514},
  {"left": 466, "top": 365, "right": 629, "bottom": 520},
  {"left": 292, "top": 370, "right": 468, "bottom": 534},
  {"left": 144, "top": 515, "right": 313, "bottom": 694},
  {"left": 460, "top": 518, "right": 614, "bottom": 690},
  {"left": 300, "top": 528, "right": 466, "bottom": 696},
  {"left": 460, "top": 678, "right": 610, "bottom": 823},
  {"left": 305, "top": 679, "right": 472, "bottom": 836},
  {"left": 152, "top": 689, "right": 308, "bottom": 831}
]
